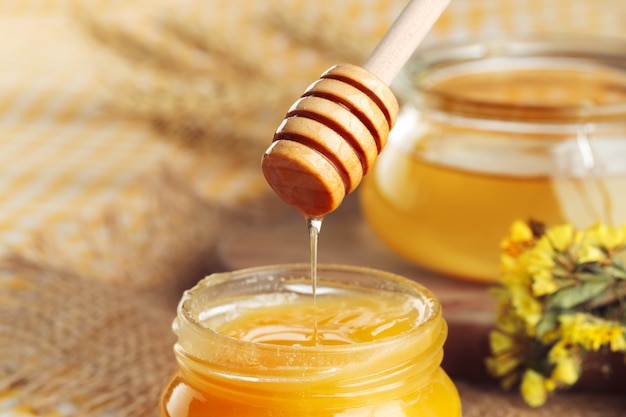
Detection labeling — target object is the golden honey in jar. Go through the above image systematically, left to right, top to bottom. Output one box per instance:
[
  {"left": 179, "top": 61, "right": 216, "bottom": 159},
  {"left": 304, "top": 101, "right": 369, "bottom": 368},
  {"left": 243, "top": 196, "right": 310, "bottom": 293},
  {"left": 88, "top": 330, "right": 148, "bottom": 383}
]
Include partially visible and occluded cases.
[
  {"left": 359, "top": 35, "right": 626, "bottom": 283},
  {"left": 159, "top": 264, "right": 461, "bottom": 417}
]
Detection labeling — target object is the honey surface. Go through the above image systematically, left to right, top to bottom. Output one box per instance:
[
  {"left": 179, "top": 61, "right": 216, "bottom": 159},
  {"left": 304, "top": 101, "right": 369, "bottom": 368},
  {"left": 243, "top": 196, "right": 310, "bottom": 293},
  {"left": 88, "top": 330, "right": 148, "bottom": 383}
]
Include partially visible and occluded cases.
[{"left": 214, "top": 285, "right": 419, "bottom": 346}]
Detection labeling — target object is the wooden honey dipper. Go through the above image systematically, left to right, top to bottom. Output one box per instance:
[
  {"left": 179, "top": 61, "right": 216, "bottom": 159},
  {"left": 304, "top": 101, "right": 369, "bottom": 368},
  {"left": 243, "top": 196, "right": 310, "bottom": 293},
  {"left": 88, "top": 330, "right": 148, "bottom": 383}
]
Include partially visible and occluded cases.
[{"left": 262, "top": 0, "right": 450, "bottom": 217}]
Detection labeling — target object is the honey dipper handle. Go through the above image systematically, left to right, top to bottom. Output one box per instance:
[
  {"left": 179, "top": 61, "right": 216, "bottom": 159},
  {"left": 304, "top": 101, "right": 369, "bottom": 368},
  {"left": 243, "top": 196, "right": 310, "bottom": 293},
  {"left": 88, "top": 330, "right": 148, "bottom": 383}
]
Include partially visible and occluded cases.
[{"left": 363, "top": 0, "right": 450, "bottom": 85}]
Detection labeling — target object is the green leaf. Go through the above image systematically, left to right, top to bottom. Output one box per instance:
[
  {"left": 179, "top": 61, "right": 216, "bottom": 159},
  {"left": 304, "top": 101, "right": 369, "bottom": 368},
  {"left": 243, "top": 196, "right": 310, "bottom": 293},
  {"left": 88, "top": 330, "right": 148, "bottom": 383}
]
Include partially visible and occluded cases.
[
  {"left": 614, "top": 253, "right": 626, "bottom": 270},
  {"left": 606, "top": 265, "right": 626, "bottom": 280},
  {"left": 552, "top": 267, "right": 574, "bottom": 280},
  {"left": 574, "top": 271, "right": 610, "bottom": 282},
  {"left": 553, "top": 277, "right": 576, "bottom": 289},
  {"left": 547, "top": 280, "right": 611, "bottom": 310},
  {"left": 584, "top": 286, "right": 618, "bottom": 310},
  {"left": 535, "top": 310, "right": 559, "bottom": 338}
]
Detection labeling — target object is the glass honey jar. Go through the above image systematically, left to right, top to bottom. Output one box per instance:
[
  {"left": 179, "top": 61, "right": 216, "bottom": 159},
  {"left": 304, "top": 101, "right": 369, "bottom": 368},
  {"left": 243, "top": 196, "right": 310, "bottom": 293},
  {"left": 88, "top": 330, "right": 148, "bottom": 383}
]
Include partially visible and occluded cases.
[
  {"left": 359, "top": 35, "right": 626, "bottom": 283},
  {"left": 159, "top": 263, "right": 461, "bottom": 417}
]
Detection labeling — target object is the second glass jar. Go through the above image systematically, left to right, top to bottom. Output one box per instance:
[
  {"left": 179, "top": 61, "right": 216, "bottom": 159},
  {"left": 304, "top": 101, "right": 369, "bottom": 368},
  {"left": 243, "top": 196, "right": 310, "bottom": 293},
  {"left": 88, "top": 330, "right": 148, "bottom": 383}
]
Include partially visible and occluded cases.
[{"left": 360, "top": 35, "right": 626, "bottom": 283}]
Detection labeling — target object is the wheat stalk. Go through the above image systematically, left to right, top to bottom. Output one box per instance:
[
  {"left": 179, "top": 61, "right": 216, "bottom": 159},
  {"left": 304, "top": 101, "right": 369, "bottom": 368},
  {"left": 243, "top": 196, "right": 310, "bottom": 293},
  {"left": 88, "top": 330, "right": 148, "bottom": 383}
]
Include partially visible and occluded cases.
[{"left": 73, "top": 0, "right": 366, "bottom": 158}]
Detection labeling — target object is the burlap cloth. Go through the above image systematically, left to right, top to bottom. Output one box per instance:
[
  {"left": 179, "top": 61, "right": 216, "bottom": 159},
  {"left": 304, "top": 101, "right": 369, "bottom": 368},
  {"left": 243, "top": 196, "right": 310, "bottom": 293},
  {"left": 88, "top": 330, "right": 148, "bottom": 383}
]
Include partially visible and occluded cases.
[{"left": 1, "top": 1, "right": 625, "bottom": 416}]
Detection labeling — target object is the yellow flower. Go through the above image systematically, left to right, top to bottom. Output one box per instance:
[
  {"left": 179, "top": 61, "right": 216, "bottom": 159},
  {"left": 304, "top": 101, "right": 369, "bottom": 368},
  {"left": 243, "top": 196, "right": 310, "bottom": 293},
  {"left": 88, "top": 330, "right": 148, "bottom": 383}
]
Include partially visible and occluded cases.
[
  {"left": 491, "top": 219, "right": 626, "bottom": 407},
  {"left": 510, "top": 219, "right": 535, "bottom": 243},
  {"left": 501, "top": 220, "right": 535, "bottom": 257},
  {"left": 582, "top": 222, "right": 626, "bottom": 250},
  {"left": 545, "top": 223, "right": 575, "bottom": 252},
  {"left": 527, "top": 238, "right": 556, "bottom": 273},
  {"left": 577, "top": 245, "right": 606, "bottom": 264},
  {"left": 500, "top": 252, "right": 526, "bottom": 276},
  {"left": 531, "top": 268, "right": 558, "bottom": 296},
  {"left": 509, "top": 285, "right": 543, "bottom": 334},
  {"left": 493, "top": 308, "right": 525, "bottom": 335},
  {"left": 559, "top": 313, "right": 626, "bottom": 352},
  {"left": 539, "top": 327, "right": 561, "bottom": 345},
  {"left": 610, "top": 329, "right": 626, "bottom": 351},
  {"left": 489, "top": 330, "right": 516, "bottom": 355},
  {"left": 547, "top": 339, "right": 570, "bottom": 358},
  {"left": 548, "top": 342, "right": 580, "bottom": 385},
  {"left": 485, "top": 352, "right": 521, "bottom": 379},
  {"left": 551, "top": 356, "right": 579, "bottom": 385},
  {"left": 520, "top": 369, "right": 550, "bottom": 407},
  {"left": 543, "top": 377, "right": 556, "bottom": 392}
]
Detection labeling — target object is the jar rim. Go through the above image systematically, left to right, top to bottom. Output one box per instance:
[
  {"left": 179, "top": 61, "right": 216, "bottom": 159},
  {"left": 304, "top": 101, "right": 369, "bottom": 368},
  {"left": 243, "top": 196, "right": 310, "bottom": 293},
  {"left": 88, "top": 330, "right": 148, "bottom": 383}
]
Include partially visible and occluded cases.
[
  {"left": 396, "top": 34, "right": 626, "bottom": 126},
  {"left": 177, "top": 263, "right": 442, "bottom": 356}
]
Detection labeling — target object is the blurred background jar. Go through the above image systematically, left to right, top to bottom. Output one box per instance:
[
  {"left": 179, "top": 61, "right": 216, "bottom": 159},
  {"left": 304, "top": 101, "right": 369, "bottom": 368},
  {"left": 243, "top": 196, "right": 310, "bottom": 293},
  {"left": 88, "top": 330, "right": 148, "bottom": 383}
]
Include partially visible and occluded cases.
[{"left": 359, "top": 35, "right": 626, "bottom": 283}]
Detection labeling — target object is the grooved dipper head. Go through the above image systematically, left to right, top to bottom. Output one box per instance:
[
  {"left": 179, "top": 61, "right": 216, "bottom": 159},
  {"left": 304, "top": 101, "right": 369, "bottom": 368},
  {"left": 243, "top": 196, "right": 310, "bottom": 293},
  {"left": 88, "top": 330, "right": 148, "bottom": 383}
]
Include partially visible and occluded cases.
[{"left": 262, "top": 64, "right": 398, "bottom": 217}]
